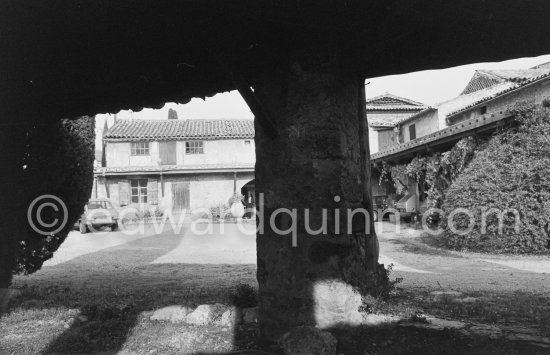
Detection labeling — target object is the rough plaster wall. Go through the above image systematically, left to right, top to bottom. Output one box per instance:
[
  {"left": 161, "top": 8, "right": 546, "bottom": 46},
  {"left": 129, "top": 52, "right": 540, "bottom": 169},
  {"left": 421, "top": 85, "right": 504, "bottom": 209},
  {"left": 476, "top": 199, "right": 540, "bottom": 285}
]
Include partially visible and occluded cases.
[
  {"left": 253, "top": 45, "right": 384, "bottom": 340},
  {"left": 451, "top": 79, "right": 550, "bottom": 124},
  {"left": 367, "top": 111, "right": 417, "bottom": 123},
  {"left": 401, "top": 112, "right": 438, "bottom": 142},
  {"left": 368, "top": 127, "right": 379, "bottom": 154},
  {"left": 106, "top": 139, "right": 255, "bottom": 167},
  {"left": 183, "top": 140, "right": 255, "bottom": 165},
  {"left": 97, "top": 173, "right": 254, "bottom": 213},
  {"left": 188, "top": 173, "right": 254, "bottom": 211}
]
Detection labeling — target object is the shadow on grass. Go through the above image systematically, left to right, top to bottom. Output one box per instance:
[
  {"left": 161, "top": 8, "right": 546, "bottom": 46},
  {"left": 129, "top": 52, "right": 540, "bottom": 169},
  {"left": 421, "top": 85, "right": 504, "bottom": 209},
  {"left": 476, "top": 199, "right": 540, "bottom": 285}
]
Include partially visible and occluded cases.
[
  {"left": 5, "top": 227, "right": 549, "bottom": 354},
  {"left": 4, "top": 228, "right": 258, "bottom": 354},
  {"left": 328, "top": 324, "right": 550, "bottom": 355}
]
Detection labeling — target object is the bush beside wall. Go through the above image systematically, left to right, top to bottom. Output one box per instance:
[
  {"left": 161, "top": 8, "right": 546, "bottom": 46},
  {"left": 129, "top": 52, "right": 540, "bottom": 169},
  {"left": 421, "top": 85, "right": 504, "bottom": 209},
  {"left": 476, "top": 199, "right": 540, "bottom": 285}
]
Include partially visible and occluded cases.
[{"left": 441, "top": 106, "right": 550, "bottom": 254}]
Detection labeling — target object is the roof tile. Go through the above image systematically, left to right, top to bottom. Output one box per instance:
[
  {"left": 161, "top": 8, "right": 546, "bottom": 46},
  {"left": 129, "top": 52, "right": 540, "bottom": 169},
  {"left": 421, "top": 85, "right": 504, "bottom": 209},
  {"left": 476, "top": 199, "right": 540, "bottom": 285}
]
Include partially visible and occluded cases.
[
  {"left": 365, "top": 93, "right": 427, "bottom": 111},
  {"left": 105, "top": 119, "right": 255, "bottom": 141}
]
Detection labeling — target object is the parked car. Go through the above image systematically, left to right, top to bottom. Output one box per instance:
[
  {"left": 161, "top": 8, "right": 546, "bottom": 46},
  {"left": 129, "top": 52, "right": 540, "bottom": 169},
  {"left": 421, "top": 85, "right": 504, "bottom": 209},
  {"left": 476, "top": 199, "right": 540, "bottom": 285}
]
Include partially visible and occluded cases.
[{"left": 75, "top": 198, "right": 119, "bottom": 233}]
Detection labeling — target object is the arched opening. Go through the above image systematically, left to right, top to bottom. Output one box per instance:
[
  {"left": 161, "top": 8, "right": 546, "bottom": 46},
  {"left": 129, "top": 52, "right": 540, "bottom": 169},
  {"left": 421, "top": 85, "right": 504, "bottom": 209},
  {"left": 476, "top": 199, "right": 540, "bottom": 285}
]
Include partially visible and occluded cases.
[{"left": 2, "top": 2, "right": 550, "bottom": 353}]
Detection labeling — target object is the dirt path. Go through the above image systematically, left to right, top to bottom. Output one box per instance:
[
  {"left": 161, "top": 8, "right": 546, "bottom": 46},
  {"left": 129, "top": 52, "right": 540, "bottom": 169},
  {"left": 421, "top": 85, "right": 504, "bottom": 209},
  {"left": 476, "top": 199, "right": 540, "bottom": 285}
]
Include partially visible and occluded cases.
[{"left": 376, "top": 221, "right": 550, "bottom": 294}]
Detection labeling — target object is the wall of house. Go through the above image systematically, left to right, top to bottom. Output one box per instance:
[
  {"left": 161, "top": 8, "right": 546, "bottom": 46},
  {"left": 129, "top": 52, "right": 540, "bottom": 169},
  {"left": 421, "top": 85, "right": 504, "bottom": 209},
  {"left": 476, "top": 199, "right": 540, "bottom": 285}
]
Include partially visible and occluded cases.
[
  {"left": 449, "top": 79, "right": 550, "bottom": 124},
  {"left": 434, "top": 81, "right": 515, "bottom": 129},
  {"left": 399, "top": 109, "right": 439, "bottom": 142},
  {"left": 367, "top": 110, "right": 420, "bottom": 151},
  {"left": 367, "top": 111, "right": 417, "bottom": 123},
  {"left": 368, "top": 128, "right": 379, "bottom": 154},
  {"left": 377, "top": 129, "right": 396, "bottom": 151},
  {"left": 105, "top": 139, "right": 255, "bottom": 167},
  {"left": 181, "top": 139, "right": 255, "bottom": 165},
  {"left": 95, "top": 172, "right": 255, "bottom": 213}
]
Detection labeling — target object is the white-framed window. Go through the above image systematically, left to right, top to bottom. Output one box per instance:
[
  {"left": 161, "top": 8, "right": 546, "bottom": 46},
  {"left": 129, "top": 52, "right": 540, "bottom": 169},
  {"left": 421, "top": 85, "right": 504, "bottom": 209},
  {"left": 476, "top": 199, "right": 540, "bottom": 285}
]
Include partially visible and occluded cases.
[
  {"left": 244, "top": 140, "right": 251, "bottom": 146},
  {"left": 185, "top": 141, "right": 204, "bottom": 154},
  {"left": 131, "top": 142, "right": 150, "bottom": 156},
  {"left": 131, "top": 179, "right": 148, "bottom": 203}
]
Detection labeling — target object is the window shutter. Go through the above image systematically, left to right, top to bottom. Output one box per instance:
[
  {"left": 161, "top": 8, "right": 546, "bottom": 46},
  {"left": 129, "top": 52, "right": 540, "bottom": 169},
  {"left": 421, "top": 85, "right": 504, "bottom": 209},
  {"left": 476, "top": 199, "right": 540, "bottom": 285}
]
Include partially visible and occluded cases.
[
  {"left": 148, "top": 178, "right": 158, "bottom": 205},
  {"left": 119, "top": 180, "right": 130, "bottom": 206}
]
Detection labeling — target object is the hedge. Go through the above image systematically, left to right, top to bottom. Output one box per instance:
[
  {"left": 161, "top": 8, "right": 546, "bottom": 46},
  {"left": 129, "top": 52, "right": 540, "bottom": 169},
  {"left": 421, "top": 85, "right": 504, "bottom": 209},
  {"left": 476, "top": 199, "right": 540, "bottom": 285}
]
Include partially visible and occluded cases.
[
  {"left": 441, "top": 106, "right": 550, "bottom": 254},
  {"left": 13, "top": 116, "right": 95, "bottom": 275}
]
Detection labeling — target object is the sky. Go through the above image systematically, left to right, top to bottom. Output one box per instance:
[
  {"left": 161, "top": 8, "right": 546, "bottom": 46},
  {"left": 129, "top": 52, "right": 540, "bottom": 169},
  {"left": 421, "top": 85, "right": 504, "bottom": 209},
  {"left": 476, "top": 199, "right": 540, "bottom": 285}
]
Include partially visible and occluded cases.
[{"left": 95, "top": 53, "right": 550, "bottom": 141}]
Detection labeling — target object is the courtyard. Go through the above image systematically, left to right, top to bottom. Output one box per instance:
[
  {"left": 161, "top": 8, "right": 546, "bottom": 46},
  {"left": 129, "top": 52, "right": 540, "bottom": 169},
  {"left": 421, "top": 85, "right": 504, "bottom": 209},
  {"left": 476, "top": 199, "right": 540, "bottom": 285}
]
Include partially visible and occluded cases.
[{"left": 1, "top": 221, "right": 549, "bottom": 354}]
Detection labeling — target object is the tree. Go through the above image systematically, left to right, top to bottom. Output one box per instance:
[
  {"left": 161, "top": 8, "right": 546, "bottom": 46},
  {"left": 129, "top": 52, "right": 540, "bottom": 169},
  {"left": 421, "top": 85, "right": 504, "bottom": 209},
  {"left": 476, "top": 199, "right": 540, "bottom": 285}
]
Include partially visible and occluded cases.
[{"left": 167, "top": 108, "right": 178, "bottom": 120}]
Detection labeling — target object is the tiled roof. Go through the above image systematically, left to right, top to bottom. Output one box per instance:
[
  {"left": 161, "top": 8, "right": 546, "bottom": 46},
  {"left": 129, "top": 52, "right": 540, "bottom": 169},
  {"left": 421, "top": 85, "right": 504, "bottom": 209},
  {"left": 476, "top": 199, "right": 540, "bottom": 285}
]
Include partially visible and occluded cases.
[
  {"left": 531, "top": 62, "right": 550, "bottom": 70},
  {"left": 460, "top": 69, "right": 550, "bottom": 95},
  {"left": 447, "top": 71, "right": 550, "bottom": 119},
  {"left": 365, "top": 93, "right": 427, "bottom": 111},
  {"left": 395, "top": 107, "right": 436, "bottom": 126},
  {"left": 371, "top": 111, "right": 513, "bottom": 162},
  {"left": 104, "top": 119, "right": 254, "bottom": 141},
  {"left": 368, "top": 119, "right": 399, "bottom": 128}
]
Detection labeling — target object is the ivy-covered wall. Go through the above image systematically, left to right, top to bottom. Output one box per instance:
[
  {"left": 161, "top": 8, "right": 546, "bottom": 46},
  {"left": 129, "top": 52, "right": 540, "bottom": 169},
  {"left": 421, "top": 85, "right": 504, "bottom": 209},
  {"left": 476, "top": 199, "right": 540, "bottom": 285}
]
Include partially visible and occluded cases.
[
  {"left": 377, "top": 104, "right": 550, "bottom": 254},
  {"left": 441, "top": 106, "right": 550, "bottom": 254},
  {"left": 377, "top": 135, "right": 479, "bottom": 209}
]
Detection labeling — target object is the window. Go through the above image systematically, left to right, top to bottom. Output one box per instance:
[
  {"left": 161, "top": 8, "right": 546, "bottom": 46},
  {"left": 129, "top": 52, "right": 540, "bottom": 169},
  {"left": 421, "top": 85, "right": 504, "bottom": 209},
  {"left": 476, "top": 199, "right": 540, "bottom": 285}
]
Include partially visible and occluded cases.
[
  {"left": 480, "top": 106, "right": 487, "bottom": 115},
  {"left": 408, "top": 124, "right": 416, "bottom": 140},
  {"left": 244, "top": 140, "right": 251, "bottom": 146},
  {"left": 186, "top": 141, "right": 204, "bottom": 154},
  {"left": 131, "top": 142, "right": 150, "bottom": 156},
  {"left": 131, "top": 179, "right": 148, "bottom": 203}
]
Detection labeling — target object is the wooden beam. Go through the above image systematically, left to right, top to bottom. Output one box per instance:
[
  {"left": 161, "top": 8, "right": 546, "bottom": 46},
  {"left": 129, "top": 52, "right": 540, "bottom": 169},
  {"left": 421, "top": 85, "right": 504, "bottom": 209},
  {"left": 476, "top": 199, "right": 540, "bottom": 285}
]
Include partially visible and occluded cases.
[
  {"left": 217, "top": 59, "right": 278, "bottom": 139},
  {"left": 357, "top": 74, "right": 378, "bottom": 273},
  {"left": 235, "top": 83, "right": 278, "bottom": 139}
]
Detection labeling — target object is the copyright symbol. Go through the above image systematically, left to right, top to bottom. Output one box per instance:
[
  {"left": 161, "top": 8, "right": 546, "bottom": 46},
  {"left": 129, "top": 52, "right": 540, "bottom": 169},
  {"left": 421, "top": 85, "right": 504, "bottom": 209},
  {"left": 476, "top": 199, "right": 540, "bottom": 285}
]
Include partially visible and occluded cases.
[{"left": 27, "top": 195, "right": 68, "bottom": 235}]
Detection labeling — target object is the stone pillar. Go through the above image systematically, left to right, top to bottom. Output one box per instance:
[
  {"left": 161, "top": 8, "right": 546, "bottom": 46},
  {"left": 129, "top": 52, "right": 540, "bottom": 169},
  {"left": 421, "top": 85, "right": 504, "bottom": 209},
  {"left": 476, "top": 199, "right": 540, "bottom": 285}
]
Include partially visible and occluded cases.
[{"left": 253, "top": 45, "right": 385, "bottom": 340}]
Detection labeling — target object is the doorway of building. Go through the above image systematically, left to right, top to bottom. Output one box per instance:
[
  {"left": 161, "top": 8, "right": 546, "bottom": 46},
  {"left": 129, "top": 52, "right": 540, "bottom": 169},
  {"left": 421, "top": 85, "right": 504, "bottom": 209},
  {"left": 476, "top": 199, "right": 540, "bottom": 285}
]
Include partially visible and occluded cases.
[{"left": 171, "top": 182, "right": 190, "bottom": 211}]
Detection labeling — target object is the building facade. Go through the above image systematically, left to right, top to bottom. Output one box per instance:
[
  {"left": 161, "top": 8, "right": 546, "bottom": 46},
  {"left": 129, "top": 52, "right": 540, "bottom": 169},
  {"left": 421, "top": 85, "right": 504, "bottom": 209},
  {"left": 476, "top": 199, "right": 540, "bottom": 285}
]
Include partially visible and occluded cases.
[
  {"left": 368, "top": 65, "right": 550, "bottom": 218},
  {"left": 369, "top": 66, "right": 550, "bottom": 153},
  {"left": 365, "top": 93, "right": 427, "bottom": 154},
  {"left": 94, "top": 119, "right": 255, "bottom": 213}
]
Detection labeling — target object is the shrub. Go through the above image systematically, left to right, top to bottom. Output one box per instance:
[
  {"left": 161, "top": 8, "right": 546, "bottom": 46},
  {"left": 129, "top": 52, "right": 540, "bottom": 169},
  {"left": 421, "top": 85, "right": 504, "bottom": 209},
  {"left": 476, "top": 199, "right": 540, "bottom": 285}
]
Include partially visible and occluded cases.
[
  {"left": 441, "top": 106, "right": 550, "bottom": 253},
  {"left": 14, "top": 116, "right": 95, "bottom": 275},
  {"left": 228, "top": 193, "right": 244, "bottom": 206},
  {"left": 209, "top": 204, "right": 230, "bottom": 220},
  {"left": 229, "top": 283, "right": 258, "bottom": 308}
]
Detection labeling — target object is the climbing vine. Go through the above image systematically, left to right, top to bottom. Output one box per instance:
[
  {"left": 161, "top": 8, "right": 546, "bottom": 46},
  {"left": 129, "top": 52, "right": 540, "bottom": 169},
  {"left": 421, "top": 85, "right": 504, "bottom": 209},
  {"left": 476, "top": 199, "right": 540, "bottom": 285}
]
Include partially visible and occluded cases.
[{"left": 378, "top": 136, "right": 481, "bottom": 208}]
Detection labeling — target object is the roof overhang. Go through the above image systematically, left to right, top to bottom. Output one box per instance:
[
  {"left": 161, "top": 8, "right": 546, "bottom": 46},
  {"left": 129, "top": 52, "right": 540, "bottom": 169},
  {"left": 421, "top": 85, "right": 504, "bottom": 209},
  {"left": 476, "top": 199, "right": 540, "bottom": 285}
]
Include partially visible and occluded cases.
[
  {"left": 446, "top": 74, "right": 550, "bottom": 122},
  {"left": 371, "top": 112, "right": 514, "bottom": 163},
  {"left": 95, "top": 165, "right": 255, "bottom": 177}
]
